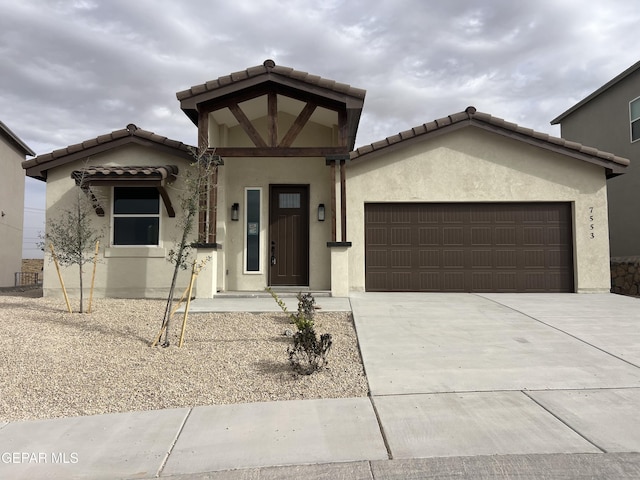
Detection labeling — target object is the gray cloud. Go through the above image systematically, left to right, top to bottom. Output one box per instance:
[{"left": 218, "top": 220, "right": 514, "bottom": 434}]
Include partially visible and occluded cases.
[{"left": 2, "top": 0, "right": 638, "bottom": 257}]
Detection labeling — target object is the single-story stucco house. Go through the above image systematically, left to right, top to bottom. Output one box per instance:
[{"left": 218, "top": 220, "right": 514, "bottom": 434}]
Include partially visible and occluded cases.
[{"left": 23, "top": 60, "right": 629, "bottom": 298}]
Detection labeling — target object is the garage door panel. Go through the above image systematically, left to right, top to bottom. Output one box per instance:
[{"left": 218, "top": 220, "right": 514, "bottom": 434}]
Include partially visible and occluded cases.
[
  {"left": 365, "top": 203, "right": 574, "bottom": 293},
  {"left": 391, "top": 227, "right": 411, "bottom": 245},
  {"left": 419, "top": 227, "right": 439, "bottom": 245},
  {"left": 443, "top": 227, "right": 464, "bottom": 245},
  {"left": 419, "top": 250, "right": 439, "bottom": 268},
  {"left": 419, "top": 272, "right": 440, "bottom": 290}
]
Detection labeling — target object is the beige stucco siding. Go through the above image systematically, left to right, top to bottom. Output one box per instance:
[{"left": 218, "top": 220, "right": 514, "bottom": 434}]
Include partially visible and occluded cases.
[
  {"left": 347, "top": 127, "right": 612, "bottom": 293},
  {"left": 0, "top": 139, "right": 26, "bottom": 287},
  {"left": 42, "top": 144, "right": 195, "bottom": 299},
  {"left": 221, "top": 156, "right": 332, "bottom": 291}
]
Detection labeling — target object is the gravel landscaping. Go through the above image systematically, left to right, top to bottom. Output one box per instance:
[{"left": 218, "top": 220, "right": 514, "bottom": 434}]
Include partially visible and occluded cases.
[{"left": 0, "top": 291, "right": 368, "bottom": 422}]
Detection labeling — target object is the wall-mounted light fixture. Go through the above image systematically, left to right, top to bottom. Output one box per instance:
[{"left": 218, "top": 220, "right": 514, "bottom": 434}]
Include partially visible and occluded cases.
[
  {"left": 231, "top": 203, "right": 240, "bottom": 221},
  {"left": 317, "top": 203, "right": 325, "bottom": 222}
]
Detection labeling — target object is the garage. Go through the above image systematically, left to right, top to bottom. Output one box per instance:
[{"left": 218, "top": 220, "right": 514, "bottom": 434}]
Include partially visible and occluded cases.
[{"left": 365, "top": 203, "right": 574, "bottom": 293}]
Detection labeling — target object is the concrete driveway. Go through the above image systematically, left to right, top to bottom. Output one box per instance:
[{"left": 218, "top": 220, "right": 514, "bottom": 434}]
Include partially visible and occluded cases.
[{"left": 350, "top": 292, "right": 640, "bottom": 458}]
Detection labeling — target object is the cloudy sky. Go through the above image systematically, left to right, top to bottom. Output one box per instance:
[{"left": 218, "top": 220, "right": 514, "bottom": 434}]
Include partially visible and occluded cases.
[{"left": 2, "top": 0, "right": 639, "bottom": 258}]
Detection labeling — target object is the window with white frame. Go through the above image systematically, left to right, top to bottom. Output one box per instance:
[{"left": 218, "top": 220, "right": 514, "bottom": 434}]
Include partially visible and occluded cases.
[
  {"left": 631, "top": 97, "right": 640, "bottom": 142},
  {"left": 112, "top": 187, "right": 160, "bottom": 245},
  {"left": 244, "top": 187, "right": 261, "bottom": 273}
]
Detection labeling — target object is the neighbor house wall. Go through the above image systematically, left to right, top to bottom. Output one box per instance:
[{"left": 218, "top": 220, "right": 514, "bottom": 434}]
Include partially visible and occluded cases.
[
  {"left": 558, "top": 68, "right": 640, "bottom": 257},
  {"left": 347, "top": 127, "right": 612, "bottom": 293},
  {"left": 0, "top": 135, "right": 26, "bottom": 287},
  {"left": 42, "top": 144, "right": 195, "bottom": 299}
]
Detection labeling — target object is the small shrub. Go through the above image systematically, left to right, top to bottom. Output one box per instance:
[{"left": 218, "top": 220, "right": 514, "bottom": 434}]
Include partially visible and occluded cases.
[
  {"left": 266, "top": 287, "right": 314, "bottom": 331},
  {"left": 266, "top": 288, "right": 332, "bottom": 375},
  {"left": 288, "top": 328, "right": 333, "bottom": 375}
]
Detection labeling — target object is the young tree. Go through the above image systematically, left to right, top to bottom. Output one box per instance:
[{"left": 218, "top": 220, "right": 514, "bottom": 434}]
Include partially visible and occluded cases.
[
  {"left": 158, "top": 149, "right": 222, "bottom": 347},
  {"left": 43, "top": 169, "right": 104, "bottom": 313}
]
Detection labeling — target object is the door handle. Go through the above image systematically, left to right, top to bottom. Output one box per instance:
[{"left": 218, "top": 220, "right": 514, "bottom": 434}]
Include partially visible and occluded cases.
[{"left": 271, "top": 241, "right": 276, "bottom": 265}]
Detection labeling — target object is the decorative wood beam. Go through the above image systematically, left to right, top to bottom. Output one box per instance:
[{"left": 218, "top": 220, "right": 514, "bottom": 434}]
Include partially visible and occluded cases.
[
  {"left": 268, "top": 92, "right": 278, "bottom": 147},
  {"left": 228, "top": 102, "right": 267, "bottom": 148},
  {"left": 279, "top": 102, "right": 317, "bottom": 147},
  {"left": 198, "top": 110, "right": 209, "bottom": 152},
  {"left": 338, "top": 110, "right": 348, "bottom": 147},
  {"left": 209, "top": 146, "right": 349, "bottom": 157},
  {"left": 340, "top": 159, "right": 347, "bottom": 242},
  {"left": 329, "top": 160, "right": 336, "bottom": 242},
  {"left": 209, "top": 167, "right": 218, "bottom": 243},
  {"left": 80, "top": 186, "right": 105, "bottom": 217},
  {"left": 157, "top": 186, "right": 176, "bottom": 217}
]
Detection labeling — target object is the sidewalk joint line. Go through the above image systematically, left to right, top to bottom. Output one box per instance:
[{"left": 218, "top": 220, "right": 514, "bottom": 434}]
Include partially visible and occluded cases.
[
  {"left": 521, "top": 390, "right": 608, "bottom": 454},
  {"left": 369, "top": 395, "right": 394, "bottom": 460},
  {"left": 156, "top": 407, "right": 193, "bottom": 478}
]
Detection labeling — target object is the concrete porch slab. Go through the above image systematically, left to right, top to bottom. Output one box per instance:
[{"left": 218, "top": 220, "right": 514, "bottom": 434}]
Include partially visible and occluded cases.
[
  {"left": 181, "top": 296, "right": 352, "bottom": 313},
  {"left": 528, "top": 388, "right": 640, "bottom": 452},
  {"left": 372, "top": 392, "right": 600, "bottom": 459},
  {"left": 162, "top": 397, "right": 388, "bottom": 475},
  {"left": 0, "top": 408, "right": 190, "bottom": 480}
]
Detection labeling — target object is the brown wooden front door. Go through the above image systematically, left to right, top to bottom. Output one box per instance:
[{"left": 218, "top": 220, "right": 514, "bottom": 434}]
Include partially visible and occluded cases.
[{"left": 269, "top": 185, "right": 309, "bottom": 286}]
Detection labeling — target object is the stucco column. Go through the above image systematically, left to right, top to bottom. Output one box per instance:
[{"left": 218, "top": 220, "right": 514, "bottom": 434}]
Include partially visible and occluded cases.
[
  {"left": 327, "top": 242, "right": 351, "bottom": 297},
  {"left": 195, "top": 247, "right": 218, "bottom": 298}
]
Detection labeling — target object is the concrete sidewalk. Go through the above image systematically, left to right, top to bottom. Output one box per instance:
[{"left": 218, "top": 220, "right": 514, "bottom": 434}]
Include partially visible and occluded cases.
[{"left": 2, "top": 292, "right": 640, "bottom": 479}]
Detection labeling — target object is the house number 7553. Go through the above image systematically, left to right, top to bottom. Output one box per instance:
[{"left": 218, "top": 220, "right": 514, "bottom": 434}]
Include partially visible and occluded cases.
[{"left": 589, "top": 207, "right": 595, "bottom": 239}]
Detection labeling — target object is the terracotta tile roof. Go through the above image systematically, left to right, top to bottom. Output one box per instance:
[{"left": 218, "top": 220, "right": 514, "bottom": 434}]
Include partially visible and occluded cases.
[
  {"left": 176, "top": 59, "right": 366, "bottom": 102},
  {"left": 551, "top": 60, "right": 640, "bottom": 124},
  {"left": 351, "top": 106, "right": 629, "bottom": 176},
  {"left": 0, "top": 120, "right": 35, "bottom": 157},
  {"left": 23, "top": 124, "right": 193, "bottom": 180},
  {"left": 71, "top": 165, "right": 179, "bottom": 184}
]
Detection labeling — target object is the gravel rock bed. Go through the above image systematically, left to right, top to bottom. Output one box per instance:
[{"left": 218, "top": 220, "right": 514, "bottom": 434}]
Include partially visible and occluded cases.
[{"left": 0, "top": 294, "right": 369, "bottom": 422}]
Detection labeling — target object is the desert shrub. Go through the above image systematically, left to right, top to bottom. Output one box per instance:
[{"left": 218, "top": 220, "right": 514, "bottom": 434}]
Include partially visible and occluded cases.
[
  {"left": 266, "top": 288, "right": 332, "bottom": 375},
  {"left": 288, "top": 327, "right": 332, "bottom": 375}
]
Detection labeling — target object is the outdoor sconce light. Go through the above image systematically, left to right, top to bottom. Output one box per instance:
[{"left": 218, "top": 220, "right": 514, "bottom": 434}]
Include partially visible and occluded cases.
[
  {"left": 231, "top": 203, "right": 240, "bottom": 221},
  {"left": 318, "top": 203, "right": 325, "bottom": 222}
]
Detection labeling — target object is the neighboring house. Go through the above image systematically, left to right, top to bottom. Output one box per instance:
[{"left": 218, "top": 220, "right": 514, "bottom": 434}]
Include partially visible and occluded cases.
[
  {"left": 24, "top": 60, "right": 629, "bottom": 298},
  {"left": 551, "top": 60, "right": 640, "bottom": 258},
  {"left": 0, "top": 121, "right": 35, "bottom": 287}
]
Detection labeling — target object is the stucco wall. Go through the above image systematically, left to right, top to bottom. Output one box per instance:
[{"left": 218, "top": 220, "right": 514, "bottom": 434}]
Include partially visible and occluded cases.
[
  {"left": 558, "top": 68, "right": 640, "bottom": 257},
  {"left": 210, "top": 112, "right": 335, "bottom": 292},
  {"left": 347, "top": 126, "right": 612, "bottom": 293},
  {"left": 0, "top": 137, "right": 26, "bottom": 287},
  {"left": 43, "top": 144, "right": 195, "bottom": 299},
  {"left": 221, "top": 156, "right": 332, "bottom": 291}
]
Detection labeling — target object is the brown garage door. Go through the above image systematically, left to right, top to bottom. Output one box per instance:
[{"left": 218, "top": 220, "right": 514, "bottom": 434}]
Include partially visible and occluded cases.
[{"left": 365, "top": 203, "right": 574, "bottom": 292}]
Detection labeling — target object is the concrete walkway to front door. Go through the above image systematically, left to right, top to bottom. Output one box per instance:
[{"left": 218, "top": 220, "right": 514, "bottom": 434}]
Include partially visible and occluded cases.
[{"left": 350, "top": 292, "right": 640, "bottom": 459}]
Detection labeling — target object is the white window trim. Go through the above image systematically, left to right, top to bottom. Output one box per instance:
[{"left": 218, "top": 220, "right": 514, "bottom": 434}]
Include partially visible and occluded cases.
[
  {"left": 630, "top": 95, "right": 640, "bottom": 143},
  {"left": 110, "top": 186, "right": 162, "bottom": 248},
  {"left": 243, "top": 187, "right": 263, "bottom": 274}
]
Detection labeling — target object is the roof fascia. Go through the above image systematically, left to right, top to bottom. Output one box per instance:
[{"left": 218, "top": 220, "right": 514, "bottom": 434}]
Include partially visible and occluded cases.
[
  {"left": 351, "top": 119, "right": 626, "bottom": 176},
  {"left": 0, "top": 121, "right": 35, "bottom": 156},
  {"left": 25, "top": 136, "right": 193, "bottom": 179}
]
